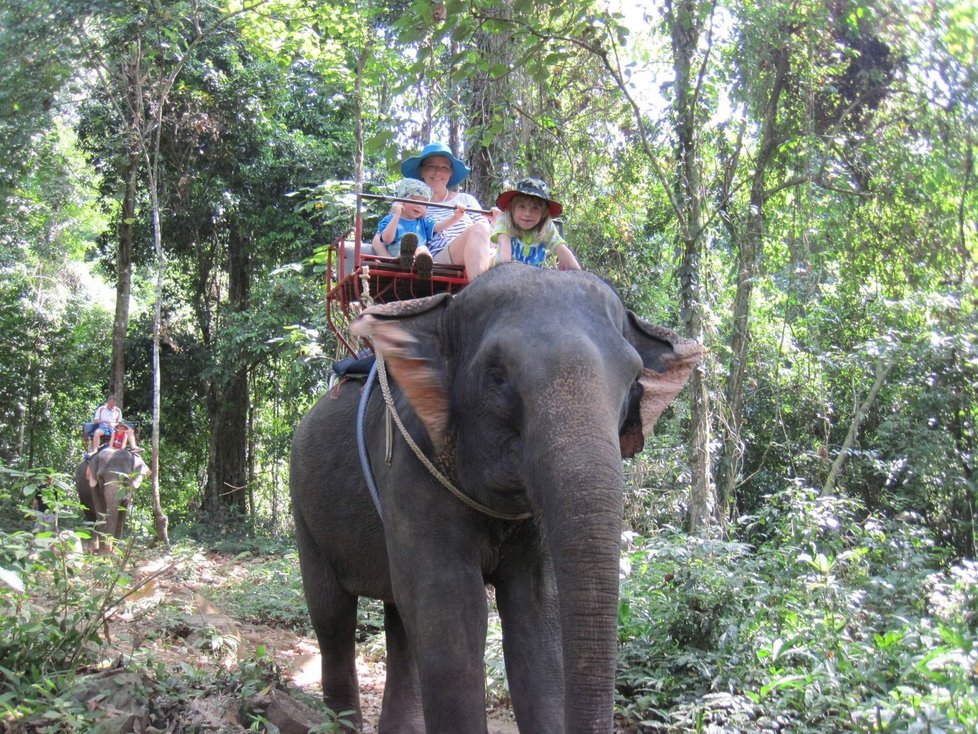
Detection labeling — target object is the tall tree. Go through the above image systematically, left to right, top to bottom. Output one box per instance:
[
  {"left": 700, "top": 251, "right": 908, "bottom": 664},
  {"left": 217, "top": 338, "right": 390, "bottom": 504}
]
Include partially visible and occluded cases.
[
  {"left": 0, "top": 0, "right": 94, "bottom": 200},
  {"left": 79, "top": 0, "right": 272, "bottom": 537},
  {"left": 666, "top": 0, "right": 717, "bottom": 533},
  {"left": 716, "top": 0, "right": 900, "bottom": 514},
  {"left": 464, "top": 4, "right": 512, "bottom": 203},
  {"left": 153, "top": 8, "right": 356, "bottom": 517}
]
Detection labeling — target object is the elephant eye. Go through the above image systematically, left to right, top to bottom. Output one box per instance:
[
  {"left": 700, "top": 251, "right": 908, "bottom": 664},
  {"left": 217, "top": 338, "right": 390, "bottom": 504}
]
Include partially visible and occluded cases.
[
  {"left": 482, "top": 363, "right": 522, "bottom": 427},
  {"left": 487, "top": 367, "right": 507, "bottom": 388}
]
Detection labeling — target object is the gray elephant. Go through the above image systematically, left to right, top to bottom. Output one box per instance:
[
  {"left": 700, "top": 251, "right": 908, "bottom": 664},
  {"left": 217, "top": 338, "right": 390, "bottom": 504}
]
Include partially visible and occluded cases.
[
  {"left": 290, "top": 263, "right": 702, "bottom": 733},
  {"left": 74, "top": 448, "right": 149, "bottom": 554}
]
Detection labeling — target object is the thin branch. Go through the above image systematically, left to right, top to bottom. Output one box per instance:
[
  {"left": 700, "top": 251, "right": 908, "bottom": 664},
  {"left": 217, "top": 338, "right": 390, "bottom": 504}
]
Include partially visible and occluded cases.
[
  {"left": 469, "top": 10, "right": 688, "bottom": 233},
  {"left": 821, "top": 351, "right": 898, "bottom": 496}
]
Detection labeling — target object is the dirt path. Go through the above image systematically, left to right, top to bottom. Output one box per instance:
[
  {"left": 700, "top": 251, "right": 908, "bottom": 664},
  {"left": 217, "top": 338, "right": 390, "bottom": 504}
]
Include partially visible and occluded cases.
[{"left": 106, "top": 548, "right": 520, "bottom": 733}]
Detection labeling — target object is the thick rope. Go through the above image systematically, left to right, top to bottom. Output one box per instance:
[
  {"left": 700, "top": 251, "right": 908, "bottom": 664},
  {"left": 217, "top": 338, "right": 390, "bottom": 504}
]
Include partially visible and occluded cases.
[
  {"left": 359, "top": 264, "right": 373, "bottom": 308},
  {"left": 375, "top": 352, "right": 532, "bottom": 522},
  {"left": 356, "top": 362, "right": 384, "bottom": 516}
]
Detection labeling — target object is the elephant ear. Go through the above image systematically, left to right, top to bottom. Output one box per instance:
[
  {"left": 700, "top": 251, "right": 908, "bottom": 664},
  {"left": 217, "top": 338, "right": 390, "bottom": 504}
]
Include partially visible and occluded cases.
[
  {"left": 351, "top": 293, "right": 453, "bottom": 448},
  {"left": 619, "top": 312, "right": 704, "bottom": 458},
  {"left": 87, "top": 450, "right": 109, "bottom": 488},
  {"left": 129, "top": 453, "right": 150, "bottom": 488}
]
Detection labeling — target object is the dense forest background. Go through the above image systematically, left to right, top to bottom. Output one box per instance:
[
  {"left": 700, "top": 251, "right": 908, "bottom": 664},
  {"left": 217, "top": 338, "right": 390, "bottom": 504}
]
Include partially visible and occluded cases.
[{"left": 1, "top": 0, "right": 975, "bottom": 731}]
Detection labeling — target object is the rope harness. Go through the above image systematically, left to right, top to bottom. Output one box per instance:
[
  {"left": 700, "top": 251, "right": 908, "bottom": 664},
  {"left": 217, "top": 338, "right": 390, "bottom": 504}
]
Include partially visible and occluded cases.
[{"left": 355, "top": 354, "right": 532, "bottom": 523}]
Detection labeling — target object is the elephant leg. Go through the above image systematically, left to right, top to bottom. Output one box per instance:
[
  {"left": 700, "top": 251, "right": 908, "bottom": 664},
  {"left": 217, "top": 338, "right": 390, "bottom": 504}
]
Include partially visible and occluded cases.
[
  {"left": 91, "top": 479, "right": 108, "bottom": 553},
  {"left": 100, "top": 480, "right": 121, "bottom": 554},
  {"left": 109, "top": 496, "right": 130, "bottom": 549},
  {"left": 295, "top": 528, "right": 363, "bottom": 727},
  {"left": 493, "top": 543, "right": 565, "bottom": 732},
  {"left": 392, "top": 560, "right": 489, "bottom": 734},
  {"left": 316, "top": 590, "right": 361, "bottom": 725},
  {"left": 378, "top": 602, "right": 424, "bottom": 734}
]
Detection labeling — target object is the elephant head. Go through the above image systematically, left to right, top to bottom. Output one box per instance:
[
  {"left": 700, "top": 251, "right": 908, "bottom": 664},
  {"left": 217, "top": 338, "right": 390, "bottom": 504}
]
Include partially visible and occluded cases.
[
  {"left": 349, "top": 263, "right": 702, "bottom": 730},
  {"left": 77, "top": 448, "right": 149, "bottom": 554}
]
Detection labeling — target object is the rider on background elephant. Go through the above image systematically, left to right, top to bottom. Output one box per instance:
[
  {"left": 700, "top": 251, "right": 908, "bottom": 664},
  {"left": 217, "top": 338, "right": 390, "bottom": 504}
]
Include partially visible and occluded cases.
[
  {"left": 290, "top": 263, "right": 703, "bottom": 733},
  {"left": 86, "top": 394, "right": 141, "bottom": 454},
  {"left": 74, "top": 447, "right": 149, "bottom": 554}
]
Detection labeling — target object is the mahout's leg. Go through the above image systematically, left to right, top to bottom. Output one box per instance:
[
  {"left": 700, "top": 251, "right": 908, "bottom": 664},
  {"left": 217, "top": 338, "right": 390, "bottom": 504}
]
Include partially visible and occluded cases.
[
  {"left": 492, "top": 528, "right": 565, "bottom": 731},
  {"left": 378, "top": 602, "right": 425, "bottom": 733}
]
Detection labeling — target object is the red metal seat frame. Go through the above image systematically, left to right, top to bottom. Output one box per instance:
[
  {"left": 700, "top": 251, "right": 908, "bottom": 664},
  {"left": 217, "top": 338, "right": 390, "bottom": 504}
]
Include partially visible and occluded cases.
[{"left": 325, "top": 194, "right": 469, "bottom": 357}]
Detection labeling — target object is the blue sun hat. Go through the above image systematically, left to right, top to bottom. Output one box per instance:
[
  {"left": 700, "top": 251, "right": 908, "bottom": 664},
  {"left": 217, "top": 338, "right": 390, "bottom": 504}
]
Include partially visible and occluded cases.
[{"left": 400, "top": 141, "right": 471, "bottom": 189}]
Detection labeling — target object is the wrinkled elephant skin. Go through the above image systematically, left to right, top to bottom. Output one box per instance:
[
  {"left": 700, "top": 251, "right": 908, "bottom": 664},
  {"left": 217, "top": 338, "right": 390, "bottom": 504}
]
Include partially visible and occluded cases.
[
  {"left": 290, "top": 264, "right": 702, "bottom": 733},
  {"left": 75, "top": 448, "right": 149, "bottom": 554}
]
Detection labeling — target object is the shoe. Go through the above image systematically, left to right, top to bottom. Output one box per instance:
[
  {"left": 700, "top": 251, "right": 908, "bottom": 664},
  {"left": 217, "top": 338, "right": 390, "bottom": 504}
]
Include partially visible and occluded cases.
[
  {"left": 399, "top": 233, "right": 419, "bottom": 268},
  {"left": 414, "top": 246, "right": 433, "bottom": 279},
  {"left": 131, "top": 446, "right": 144, "bottom": 454},
  {"left": 82, "top": 452, "right": 91, "bottom": 462}
]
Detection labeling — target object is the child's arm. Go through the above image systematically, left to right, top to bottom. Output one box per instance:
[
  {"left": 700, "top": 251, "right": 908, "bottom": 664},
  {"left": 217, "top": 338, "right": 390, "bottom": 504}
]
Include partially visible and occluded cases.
[
  {"left": 378, "top": 203, "right": 402, "bottom": 245},
  {"left": 433, "top": 204, "right": 466, "bottom": 234},
  {"left": 371, "top": 232, "right": 392, "bottom": 258},
  {"left": 495, "top": 233, "right": 513, "bottom": 264},
  {"left": 554, "top": 243, "right": 581, "bottom": 270}
]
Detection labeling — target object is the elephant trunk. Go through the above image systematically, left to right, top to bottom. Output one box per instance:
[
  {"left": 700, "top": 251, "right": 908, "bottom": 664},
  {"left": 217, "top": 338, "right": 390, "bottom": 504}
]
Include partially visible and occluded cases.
[
  {"left": 531, "top": 428, "right": 623, "bottom": 732},
  {"left": 102, "top": 478, "right": 122, "bottom": 553}
]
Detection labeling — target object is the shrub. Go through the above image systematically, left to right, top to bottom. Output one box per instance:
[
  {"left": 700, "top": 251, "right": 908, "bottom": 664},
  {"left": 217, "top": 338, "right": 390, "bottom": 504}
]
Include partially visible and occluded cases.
[
  {"left": 0, "top": 467, "right": 133, "bottom": 727},
  {"left": 615, "top": 485, "right": 977, "bottom": 732}
]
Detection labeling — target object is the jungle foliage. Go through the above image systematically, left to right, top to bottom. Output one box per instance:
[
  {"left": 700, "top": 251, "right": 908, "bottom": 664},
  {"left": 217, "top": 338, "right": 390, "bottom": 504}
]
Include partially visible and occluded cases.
[{"left": 0, "top": 0, "right": 975, "bottom": 730}]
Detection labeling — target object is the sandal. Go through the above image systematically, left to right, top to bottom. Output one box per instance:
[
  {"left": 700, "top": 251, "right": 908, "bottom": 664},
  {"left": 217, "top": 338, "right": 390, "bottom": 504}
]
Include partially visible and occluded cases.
[
  {"left": 399, "top": 233, "right": 418, "bottom": 269},
  {"left": 414, "top": 246, "right": 433, "bottom": 279}
]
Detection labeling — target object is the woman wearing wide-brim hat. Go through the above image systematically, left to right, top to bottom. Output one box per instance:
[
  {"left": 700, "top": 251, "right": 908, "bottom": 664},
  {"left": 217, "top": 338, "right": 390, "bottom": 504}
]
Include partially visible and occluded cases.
[{"left": 401, "top": 141, "right": 495, "bottom": 281}]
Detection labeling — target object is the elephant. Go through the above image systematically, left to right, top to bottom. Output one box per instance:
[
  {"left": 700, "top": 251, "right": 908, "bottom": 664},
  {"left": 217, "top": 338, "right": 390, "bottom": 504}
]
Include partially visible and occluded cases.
[
  {"left": 290, "top": 263, "right": 703, "bottom": 733},
  {"left": 74, "top": 447, "right": 150, "bottom": 554}
]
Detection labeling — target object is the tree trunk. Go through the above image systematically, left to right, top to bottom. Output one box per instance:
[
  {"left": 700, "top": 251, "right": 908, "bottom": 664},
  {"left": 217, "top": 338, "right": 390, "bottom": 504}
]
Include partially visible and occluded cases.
[
  {"left": 668, "top": 0, "right": 715, "bottom": 534},
  {"left": 464, "top": 7, "right": 509, "bottom": 203},
  {"left": 716, "top": 46, "right": 790, "bottom": 511},
  {"left": 111, "top": 152, "right": 140, "bottom": 402},
  {"left": 148, "top": 172, "right": 170, "bottom": 547},
  {"left": 204, "top": 221, "right": 250, "bottom": 517},
  {"left": 206, "top": 367, "right": 249, "bottom": 516},
  {"left": 247, "top": 391, "right": 256, "bottom": 518}
]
